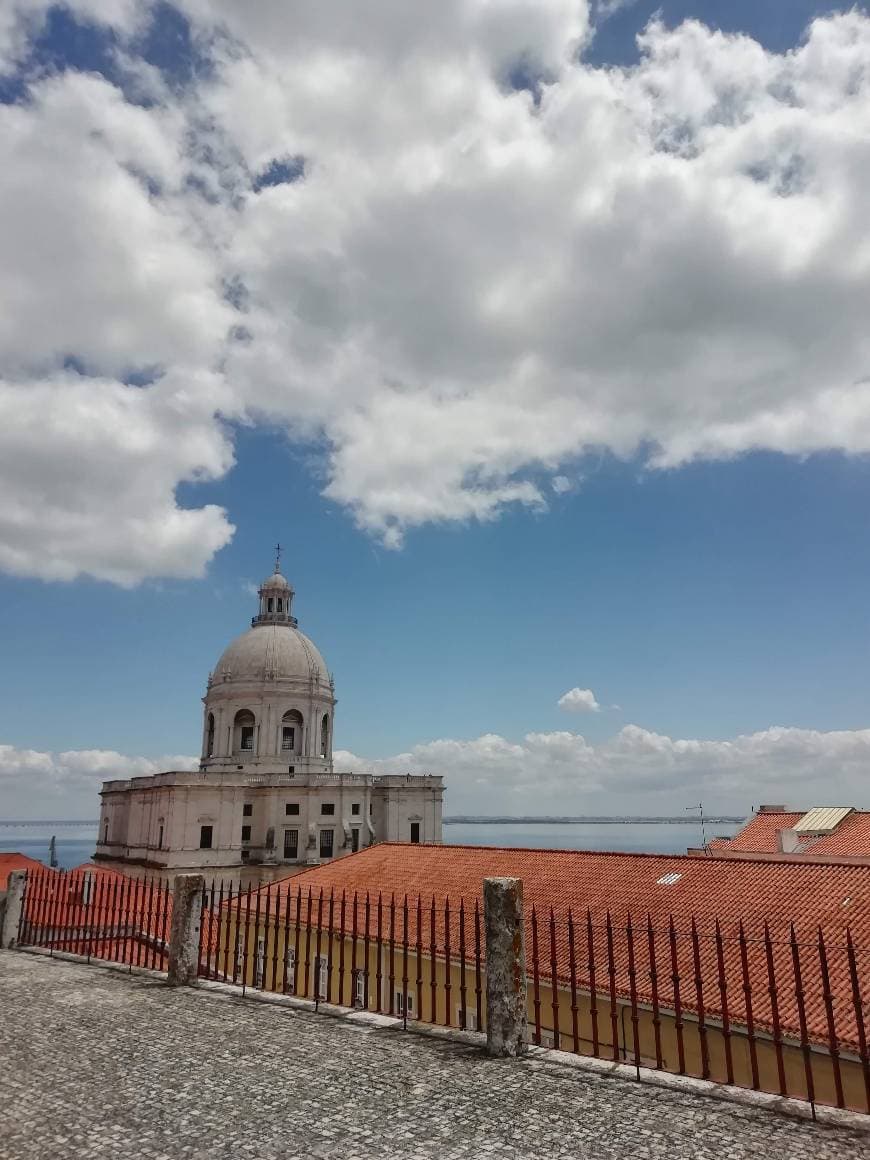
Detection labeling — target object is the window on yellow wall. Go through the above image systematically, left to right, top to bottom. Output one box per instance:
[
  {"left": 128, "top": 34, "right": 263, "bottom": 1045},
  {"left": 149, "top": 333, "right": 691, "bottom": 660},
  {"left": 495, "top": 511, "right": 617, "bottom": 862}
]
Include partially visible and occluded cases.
[
  {"left": 255, "top": 937, "right": 265, "bottom": 988},
  {"left": 315, "top": 955, "right": 329, "bottom": 999},
  {"left": 353, "top": 968, "right": 366, "bottom": 1008},
  {"left": 455, "top": 1006, "right": 478, "bottom": 1031}
]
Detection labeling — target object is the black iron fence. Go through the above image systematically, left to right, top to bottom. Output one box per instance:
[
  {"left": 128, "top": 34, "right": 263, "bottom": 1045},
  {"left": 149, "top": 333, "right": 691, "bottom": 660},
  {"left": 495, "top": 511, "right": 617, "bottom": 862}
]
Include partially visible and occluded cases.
[
  {"left": 16, "top": 866, "right": 171, "bottom": 973},
  {"left": 197, "top": 880, "right": 484, "bottom": 1031}
]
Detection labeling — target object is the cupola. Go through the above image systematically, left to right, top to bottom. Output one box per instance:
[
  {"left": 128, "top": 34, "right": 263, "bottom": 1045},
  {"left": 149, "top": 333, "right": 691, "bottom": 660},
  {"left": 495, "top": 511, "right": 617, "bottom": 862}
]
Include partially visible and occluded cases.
[{"left": 252, "top": 545, "right": 297, "bottom": 627}]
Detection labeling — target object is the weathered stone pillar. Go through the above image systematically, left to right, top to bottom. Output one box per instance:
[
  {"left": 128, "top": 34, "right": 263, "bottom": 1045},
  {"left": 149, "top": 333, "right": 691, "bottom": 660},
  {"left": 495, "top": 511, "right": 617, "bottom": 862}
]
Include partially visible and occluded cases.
[
  {"left": 1, "top": 870, "right": 27, "bottom": 950},
  {"left": 168, "top": 874, "right": 204, "bottom": 986},
  {"left": 483, "top": 877, "right": 527, "bottom": 1057}
]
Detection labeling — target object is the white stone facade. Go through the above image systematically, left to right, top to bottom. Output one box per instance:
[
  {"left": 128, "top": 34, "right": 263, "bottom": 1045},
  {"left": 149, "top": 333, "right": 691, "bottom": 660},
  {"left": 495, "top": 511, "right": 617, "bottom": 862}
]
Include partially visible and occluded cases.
[{"left": 95, "top": 561, "right": 443, "bottom": 876}]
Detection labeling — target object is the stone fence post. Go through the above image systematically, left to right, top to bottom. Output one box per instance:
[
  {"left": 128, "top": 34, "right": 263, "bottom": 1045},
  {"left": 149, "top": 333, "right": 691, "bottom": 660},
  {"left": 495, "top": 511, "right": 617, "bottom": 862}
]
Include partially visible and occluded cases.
[
  {"left": 0, "top": 870, "right": 27, "bottom": 949},
  {"left": 168, "top": 874, "right": 204, "bottom": 986},
  {"left": 483, "top": 877, "right": 527, "bottom": 1057}
]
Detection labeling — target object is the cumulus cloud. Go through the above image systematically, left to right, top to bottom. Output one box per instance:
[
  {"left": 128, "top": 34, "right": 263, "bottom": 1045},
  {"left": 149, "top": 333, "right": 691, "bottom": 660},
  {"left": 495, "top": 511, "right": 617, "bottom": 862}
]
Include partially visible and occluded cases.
[
  {"left": 4, "top": 4, "right": 870, "bottom": 576},
  {"left": 0, "top": 371, "right": 235, "bottom": 584},
  {"left": 558, "top": 686, "right": 601, "bottom": 713},
  {"left": 3, "top": 721, "right": 869, "bottom": 817},
  {"left": 336, "top": 723, "right": 870, "bottom": 815},
  {"left": 0, "top": 744, "right": 199, "bottom": 819}
]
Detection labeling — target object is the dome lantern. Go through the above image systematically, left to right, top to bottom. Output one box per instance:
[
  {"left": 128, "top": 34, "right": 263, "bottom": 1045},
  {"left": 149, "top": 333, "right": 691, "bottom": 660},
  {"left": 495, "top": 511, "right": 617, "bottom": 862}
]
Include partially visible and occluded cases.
[{"left": 252, "top": 543, "right": 297, "bottom": 627}]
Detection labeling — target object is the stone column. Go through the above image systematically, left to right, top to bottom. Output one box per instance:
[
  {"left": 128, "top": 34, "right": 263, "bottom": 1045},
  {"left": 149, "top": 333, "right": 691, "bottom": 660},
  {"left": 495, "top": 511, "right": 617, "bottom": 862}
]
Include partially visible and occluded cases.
[
  {"left": 1, "top": 870, "right": 27, "bottom": 949},
  {"left": 168, "top": 874, "right": 204, "bottom": 986},
  {"left": 483, "top": 877, "right": 527, "bottom": 1057}
]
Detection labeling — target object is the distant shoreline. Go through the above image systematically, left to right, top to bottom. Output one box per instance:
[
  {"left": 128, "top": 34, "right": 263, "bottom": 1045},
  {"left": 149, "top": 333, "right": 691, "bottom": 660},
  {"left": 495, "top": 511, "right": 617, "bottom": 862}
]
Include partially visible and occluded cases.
[
  {"left": 0, "top": 815, "right": 745, "bottom": 828},
  {"left": 443, "top": 816, "right": 744, "bottom": 825}
]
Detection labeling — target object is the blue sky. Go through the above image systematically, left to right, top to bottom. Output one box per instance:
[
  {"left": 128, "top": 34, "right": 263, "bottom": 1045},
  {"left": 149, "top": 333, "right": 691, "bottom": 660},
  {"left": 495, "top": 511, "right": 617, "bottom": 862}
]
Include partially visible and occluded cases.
[
  {"left": 2, "top": 1, "right": 870, "bottom": 817},
  {"left": 4, "top": 441, "right": 870, "bottom": 756}
]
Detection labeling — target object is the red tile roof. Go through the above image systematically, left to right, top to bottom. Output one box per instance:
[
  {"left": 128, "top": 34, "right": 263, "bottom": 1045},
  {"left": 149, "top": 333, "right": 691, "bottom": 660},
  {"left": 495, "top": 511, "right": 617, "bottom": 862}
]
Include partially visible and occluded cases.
[
  {"left": 709, "top": 810, "right": 870, "bottom": 858},
  {"left": 707, "top": 812, "right": 802, "bottom": 853},
  {"left": 815, "top": 812, "right": 870, "bottom": 854},
  {"left": 267, "top": 842, "right": 870, "bottom": 937},
  {"left": 246, "top": 843, "right": 870, "bottom": 1051},
  {"left": 0, "top": 853, "right": 46, "bottom": 891},
  {"left": 19, "top": 864, "right": 175, "bottom": 968}
]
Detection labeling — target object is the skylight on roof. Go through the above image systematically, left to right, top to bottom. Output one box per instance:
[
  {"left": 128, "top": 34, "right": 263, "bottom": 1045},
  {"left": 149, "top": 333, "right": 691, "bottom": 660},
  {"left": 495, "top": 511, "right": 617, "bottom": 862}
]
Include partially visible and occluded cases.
[{"left": 656, "top": 872, "right": 682, "bottom": 886}]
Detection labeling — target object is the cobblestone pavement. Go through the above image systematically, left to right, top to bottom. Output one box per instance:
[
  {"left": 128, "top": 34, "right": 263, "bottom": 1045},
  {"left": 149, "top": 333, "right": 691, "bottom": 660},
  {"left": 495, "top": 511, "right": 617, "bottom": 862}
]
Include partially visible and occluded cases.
[{"left": 2, "top": 953, "right": 869, "bottom": 1160}]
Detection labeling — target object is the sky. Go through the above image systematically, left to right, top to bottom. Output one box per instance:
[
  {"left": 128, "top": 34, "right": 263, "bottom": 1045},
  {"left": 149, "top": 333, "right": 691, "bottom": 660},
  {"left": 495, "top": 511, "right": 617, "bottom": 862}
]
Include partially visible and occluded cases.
[{"left": 2, "top": 0, "right": 870, "bottom": 819}]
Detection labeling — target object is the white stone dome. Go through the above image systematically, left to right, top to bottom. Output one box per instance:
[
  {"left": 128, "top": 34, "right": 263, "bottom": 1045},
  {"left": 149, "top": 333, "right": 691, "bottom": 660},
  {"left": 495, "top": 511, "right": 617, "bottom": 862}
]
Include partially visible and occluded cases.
[{"left": 214, "top": 624, "right": 330, "bottom": 685}]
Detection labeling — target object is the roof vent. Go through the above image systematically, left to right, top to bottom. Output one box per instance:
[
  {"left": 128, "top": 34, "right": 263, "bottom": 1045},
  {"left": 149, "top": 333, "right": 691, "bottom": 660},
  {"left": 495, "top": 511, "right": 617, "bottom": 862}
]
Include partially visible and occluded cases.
[{"left": 656, "top": 872, "right": 682, "bottom": 886}]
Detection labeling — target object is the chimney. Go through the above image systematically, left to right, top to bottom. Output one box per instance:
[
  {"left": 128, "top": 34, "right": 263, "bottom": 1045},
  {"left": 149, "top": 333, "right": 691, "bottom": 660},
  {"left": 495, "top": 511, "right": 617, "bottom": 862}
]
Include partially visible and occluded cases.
[
  {"left": 759, "top": 804, "right": 787, "bottom": 813},
  {"left": 778, "top": 828, "right": 801, "bottom": 854}
]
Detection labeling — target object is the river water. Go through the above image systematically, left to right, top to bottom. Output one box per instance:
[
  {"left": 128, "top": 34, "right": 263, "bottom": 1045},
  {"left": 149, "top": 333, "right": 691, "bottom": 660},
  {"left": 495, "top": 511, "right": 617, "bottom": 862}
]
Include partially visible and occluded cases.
[
  {"left": 0, "top": 819, "right": 741, "bottom": 870},
  {"left": 444, "top": 821, "right": 740, "bottom": 855}
]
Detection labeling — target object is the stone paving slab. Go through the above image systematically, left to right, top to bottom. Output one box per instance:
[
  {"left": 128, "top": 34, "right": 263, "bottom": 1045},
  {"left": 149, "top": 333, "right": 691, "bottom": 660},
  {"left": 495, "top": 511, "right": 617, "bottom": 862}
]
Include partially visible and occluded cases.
[{"left": 1, "top": 952, "right": 869, "bottom": 1160}]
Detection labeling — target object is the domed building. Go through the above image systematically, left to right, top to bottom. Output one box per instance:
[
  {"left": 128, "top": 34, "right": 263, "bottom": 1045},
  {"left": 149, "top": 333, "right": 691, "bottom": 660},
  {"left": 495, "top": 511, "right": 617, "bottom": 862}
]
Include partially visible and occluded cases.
[
  {"left": 95, "top": 557, "right": 444, "bottom": 878},
  {"left": 202, "top": 567, "right": 336, "bottom": 778}
]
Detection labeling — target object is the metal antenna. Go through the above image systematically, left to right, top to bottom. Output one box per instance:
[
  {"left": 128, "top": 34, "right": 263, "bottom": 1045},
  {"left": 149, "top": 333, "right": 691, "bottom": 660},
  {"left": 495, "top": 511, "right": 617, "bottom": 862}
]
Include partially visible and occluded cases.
[{"left": 686, "top": 802, "right": 708, "bottom": 854}]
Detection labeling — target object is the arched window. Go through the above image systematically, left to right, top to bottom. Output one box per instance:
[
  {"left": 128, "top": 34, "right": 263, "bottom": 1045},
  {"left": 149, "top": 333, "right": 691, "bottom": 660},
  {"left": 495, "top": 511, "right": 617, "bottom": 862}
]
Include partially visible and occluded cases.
[
  {"left": 267, "top": 597, "right": 274, "bottom": 612},
  {"left": 277, "top": 598, "right": 283, "bottom": 612},
  {"left": 233, "top": 709, "right": 256, "bottom": 754},
  {"left": 282, "top": 709, "right": 303, "bottom": 754},
  {"left": 206, "top": 712, "right": 215, "bottom": 758},
  {"left": 320, "top": 714, "right": 329, "bottom": 758},
  {"left": 103, "top": 819, "right": 109, "bottom": 844}
]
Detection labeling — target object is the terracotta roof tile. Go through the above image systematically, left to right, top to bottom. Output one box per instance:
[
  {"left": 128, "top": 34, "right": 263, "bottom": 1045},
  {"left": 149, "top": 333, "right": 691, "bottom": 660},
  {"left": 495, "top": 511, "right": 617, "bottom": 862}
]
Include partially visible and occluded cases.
[
  {"left": 716, "top": 812, "right": 802, "bottom": 852},
  {"left": 806, "top": 812, "right": 870, "bottom": 855},
  {"left": 0, "top": 853, "right": 47, "bottom": 891}
]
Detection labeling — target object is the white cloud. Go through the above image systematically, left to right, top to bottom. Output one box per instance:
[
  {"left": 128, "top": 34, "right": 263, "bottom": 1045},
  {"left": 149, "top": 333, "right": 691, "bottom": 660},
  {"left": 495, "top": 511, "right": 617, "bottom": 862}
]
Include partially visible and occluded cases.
[
  {"left": 592, "top": 0, "right": 640, "bottom": 21},
  {"left": 4, "top": 6, "right": 870, "bottom": 576},
  {"left": 0, "top": 69, "right": 238, "bottom": 583},
  {"left": 0, "top": 371, "right": 235, "bottom": 584},
  {"left": 558, "top": 686, "right": 601, "bottom": 713},
  {"left": 3, "top": 721, "right": 870, "bottom": 818},
  {"left": 336, "top": 723, "right": 870, "bottom": 815},
  {"left": 0, "top": 744, "right": 198, "bottom": 819}
]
